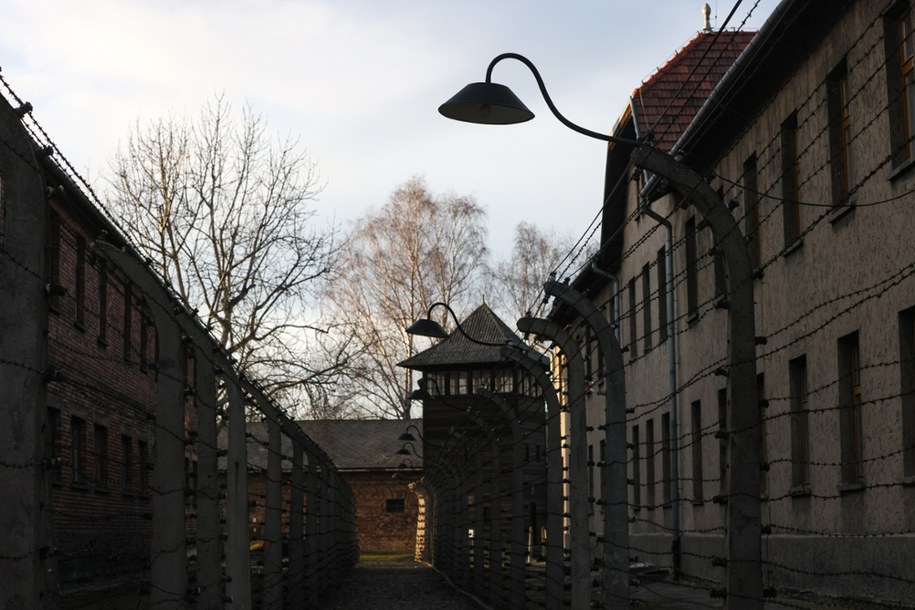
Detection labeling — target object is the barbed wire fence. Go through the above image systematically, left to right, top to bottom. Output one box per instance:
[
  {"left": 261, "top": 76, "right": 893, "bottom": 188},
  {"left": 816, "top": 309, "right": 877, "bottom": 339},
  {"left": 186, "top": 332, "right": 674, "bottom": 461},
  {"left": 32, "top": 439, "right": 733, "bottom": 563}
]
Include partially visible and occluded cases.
[{"left": 0, "top": 76, "right": 356, "bottom": 609}]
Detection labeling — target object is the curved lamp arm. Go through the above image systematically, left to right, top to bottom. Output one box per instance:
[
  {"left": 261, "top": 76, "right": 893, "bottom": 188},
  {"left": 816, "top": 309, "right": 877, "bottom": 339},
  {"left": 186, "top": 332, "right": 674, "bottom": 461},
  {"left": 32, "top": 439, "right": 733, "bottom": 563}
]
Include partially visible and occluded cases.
[
  {"left": 440, "top": 52, "right": 640, "bottom": 147},
  {"left": 406, "top": 301, "right": 510, "bottom": 347},
  {"left": 398, "top": 423, "right": 424, "bottom": 442},
  {"left": 396, "top": 441, "right": 423, "bottom": 459}
]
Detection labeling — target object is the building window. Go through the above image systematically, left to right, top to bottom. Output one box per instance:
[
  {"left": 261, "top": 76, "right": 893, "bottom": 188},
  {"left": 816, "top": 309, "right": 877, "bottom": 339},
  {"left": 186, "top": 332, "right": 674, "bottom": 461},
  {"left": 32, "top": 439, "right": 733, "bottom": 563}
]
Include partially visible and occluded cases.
[
  {"left": 885, "top": 2, "right": 915, "bottom": 166},
  {"left": 828, "top": 59, "right": 855, "bottom": 206},
  {"left": 781, "top": 112, "right": 801, "bottom": 246},
  {"left": 743, "top": 155, "right": 761, "bottom": 269},
  {"left": 46, "top": 212, "right": 62, "bottom": 311},
  {"left": 685, "top": 217, "right": 699, "bottom": 322},
  {"left": 75, "top": 234, "right": 86, "bottom": 328},
  {"left": 657, "top": 248, "right": 668, "bottom": 343},
  {"left": 97, "top": 260, "right": 108, "bottom": 346},
  {"left": 642, "top": 263, "right": 652, "bottom": 352},
  {"left": 628, "top": 277, "right": 638, "bottom": 357},
  {"left": 123, "top": 282, "right": 133, "bottom": 361},
  {"left": 899, "top": 308, "right": 915, "bottom": 478},
  {"left": 140, "top": 314, "right": 149, "bottom": 371},
  {"left": 838, "top": 332, "right": 864, "bottom": 485},
  {"left": 790, "top": 356, "right": 810, "bottom": 489},
  {"left": 449, "top": 371, "right": 468, "bottom": 395},
  {"left": 717, "top": 388, "right": 728, "bottom": 497},
  {"left": 691, "top": 401, "right": 704, "bottom": 503},
  {"left": 47, "top": 408, "right": 62, "bottom": 483},
  {"left": 661, "top": 412, "right": 671, "bottom": 506},
  {"left": 71, "top": 417, "right": 87, "bottom": 485},
  {"left": 645, "top": 418, "right": 656, "bottom": 508},
  {"left": 94, "top": 424, "right": 108, "bottom": 490},
  {"left": 631, "top": 425, "right": 641, "bottom": 510},
  {"left": 122, "top": 435, "right": 133, "bottom": 492},
  {"left": 138, "top": 440, "right": 150, "bottom": 495},
  {"left": 588, "top": 444, "right": 595, "bottom": 503},
  {"left": 386, "top": 498, "right": 405, "bottom": 513}
]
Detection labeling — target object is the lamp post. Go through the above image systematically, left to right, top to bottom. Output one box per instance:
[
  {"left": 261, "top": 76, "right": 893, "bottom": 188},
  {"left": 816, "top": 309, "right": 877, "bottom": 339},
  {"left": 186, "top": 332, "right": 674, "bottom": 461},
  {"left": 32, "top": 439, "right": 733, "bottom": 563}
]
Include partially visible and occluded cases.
[{"left": 440, "top": 53, "right": 762, "bottom": 609}]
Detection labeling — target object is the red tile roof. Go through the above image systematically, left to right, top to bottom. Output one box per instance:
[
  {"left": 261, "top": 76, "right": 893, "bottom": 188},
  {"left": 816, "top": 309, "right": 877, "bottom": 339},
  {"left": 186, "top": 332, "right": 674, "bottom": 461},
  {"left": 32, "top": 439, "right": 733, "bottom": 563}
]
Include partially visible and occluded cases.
[{"left": 631, "top": 30, "right": 756, "bottom": 152}]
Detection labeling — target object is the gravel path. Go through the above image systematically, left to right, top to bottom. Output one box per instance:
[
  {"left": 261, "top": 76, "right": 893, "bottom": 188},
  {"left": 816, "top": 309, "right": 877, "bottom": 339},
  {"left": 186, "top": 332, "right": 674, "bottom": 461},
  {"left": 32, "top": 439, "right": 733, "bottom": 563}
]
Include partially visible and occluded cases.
[{"left": 319, "top": 559, "right": 484, "bottom": 610}]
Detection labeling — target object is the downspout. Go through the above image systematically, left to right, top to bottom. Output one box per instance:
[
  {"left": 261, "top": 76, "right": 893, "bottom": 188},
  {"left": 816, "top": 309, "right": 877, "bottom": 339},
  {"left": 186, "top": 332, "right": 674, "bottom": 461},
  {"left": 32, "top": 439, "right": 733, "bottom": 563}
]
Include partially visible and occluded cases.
[{"left": 631, "top": 96, "right": 682, "bottom": 578}]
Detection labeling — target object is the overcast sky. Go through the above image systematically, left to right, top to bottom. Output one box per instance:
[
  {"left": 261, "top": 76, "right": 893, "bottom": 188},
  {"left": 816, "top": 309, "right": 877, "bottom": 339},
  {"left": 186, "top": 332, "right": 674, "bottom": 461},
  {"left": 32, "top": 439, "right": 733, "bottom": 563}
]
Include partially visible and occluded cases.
[{"left": 1, "top": 0, "right": 780, "bottom": 260}]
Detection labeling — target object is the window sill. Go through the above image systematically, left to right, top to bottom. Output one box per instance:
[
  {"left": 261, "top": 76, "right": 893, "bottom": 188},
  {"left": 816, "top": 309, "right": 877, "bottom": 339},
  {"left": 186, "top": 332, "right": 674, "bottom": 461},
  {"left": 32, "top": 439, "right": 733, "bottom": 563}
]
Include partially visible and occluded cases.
[
  {"left": 888, "top": 157, "right": 915, "bottom": 182},
  {"left": 828, "top": 202, "right": 855, "bottom": 225},
  {"left": 782, "top": 237, "right": 803, "bottom": 258},
  {"left": 687, "top": 312, "right": 699, "bottom": 327},
  {"left": 73, "top": 321, "right": 86, "bottom": 333},
  {"left": 97, "top": 337, "right": 108, "bottom": 350},
  {"left": 903, "top": 475, "right": 915, "bottom": 487},
  {"left": 837, "top": 481, "right": 866, "bottom": 494},
  {"left": 71, "top": 482, "right": 88, "bottom": 491},
  {"left": 788, "top": 485, "right": 811, "bottom": 498},
  {"left": 692, "top": 500, "right": 705, "bottom": 507}
]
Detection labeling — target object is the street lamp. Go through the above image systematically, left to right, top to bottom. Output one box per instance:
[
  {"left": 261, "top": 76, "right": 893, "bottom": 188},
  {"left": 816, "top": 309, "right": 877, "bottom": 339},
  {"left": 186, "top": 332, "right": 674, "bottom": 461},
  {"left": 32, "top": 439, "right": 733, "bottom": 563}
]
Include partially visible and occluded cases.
[
  {"left": 439, "top": 52, "right": 639, "bottom": 146},
  {"left": 407, "top": 301, "right": 512, "bottom": 347},
  {"left": 399, "top": 423, "right": 424, "bottom": 443},
  {"left": 397, "top": 441, "right": 423, "bottom": 459}
]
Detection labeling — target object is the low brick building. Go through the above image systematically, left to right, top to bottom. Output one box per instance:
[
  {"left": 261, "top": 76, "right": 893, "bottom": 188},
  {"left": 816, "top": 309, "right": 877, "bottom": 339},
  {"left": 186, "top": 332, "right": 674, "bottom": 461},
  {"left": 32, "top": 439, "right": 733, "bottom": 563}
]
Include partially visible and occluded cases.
[{"left": 226, "top": 419, "right": 423, "bottom": 556}]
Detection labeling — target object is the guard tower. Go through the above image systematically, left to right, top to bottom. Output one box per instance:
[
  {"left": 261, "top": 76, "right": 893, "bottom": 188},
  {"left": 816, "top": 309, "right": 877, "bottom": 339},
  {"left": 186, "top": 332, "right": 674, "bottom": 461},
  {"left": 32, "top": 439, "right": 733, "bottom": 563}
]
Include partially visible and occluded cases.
[{"left": 398, "top": 303, "right": 547, "bottom": 555}]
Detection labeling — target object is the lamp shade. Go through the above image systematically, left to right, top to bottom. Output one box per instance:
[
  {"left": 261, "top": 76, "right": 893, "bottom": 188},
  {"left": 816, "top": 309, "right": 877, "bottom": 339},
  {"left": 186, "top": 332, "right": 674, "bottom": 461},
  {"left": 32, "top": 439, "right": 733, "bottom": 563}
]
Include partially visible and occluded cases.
[
  {"left": 438, "top": 82, "right": 534, "bottom": 125},
  {"left": 406, "top": 317, "right": 449, "bottom": 339}
]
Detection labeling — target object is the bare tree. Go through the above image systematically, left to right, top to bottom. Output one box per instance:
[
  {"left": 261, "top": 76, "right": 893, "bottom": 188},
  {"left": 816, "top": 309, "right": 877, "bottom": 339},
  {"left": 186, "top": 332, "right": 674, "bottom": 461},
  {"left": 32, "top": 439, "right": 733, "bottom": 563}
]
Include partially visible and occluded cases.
[
  {"left": 107, "top": 95, "right": 346, "bottom": 416},
  {"left": 326, "top": 176, "right": 488, "bottom": 419},
  {"left": 488, "top": 222, "right": 576, "bottom": 324}
]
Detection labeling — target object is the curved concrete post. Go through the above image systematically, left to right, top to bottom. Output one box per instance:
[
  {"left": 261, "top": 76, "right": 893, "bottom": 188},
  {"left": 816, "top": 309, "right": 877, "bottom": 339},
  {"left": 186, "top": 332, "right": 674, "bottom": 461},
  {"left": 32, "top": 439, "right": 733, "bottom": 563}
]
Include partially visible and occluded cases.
[
  {"left": 0, "top": 102, "right": 53, "bottom": 610},
  {"left": 632, "top": 145, "right": 761, "bottom": 608},
  {"left": 542, "top": 279, "right": 631, "bottom": 607},
  {"left": 150, "top": 316, "right": 188, "bottom": 608},
  {"left": 517, "top": 316, "right": 590, "bottom": 610},
  {"left": 194, "top": 345, "right": 221, "bottom": 610},
  {"left": 502, "top": 346, "right": 565, "bottom": 610},
  {"left": 223, "top": 379, "right": 252, "bottom": 608},
  {"left": 477, "top": 389, "right": 526, "bottom": 610},
  {"left": 262, "top": 417, "right": 283, "bottom": 608},
  {"left": 287, "top": 440, "right": 305, "bottom": 607},
  {"left": 303, "top": 446, "right": 319, "bottom": 605}
]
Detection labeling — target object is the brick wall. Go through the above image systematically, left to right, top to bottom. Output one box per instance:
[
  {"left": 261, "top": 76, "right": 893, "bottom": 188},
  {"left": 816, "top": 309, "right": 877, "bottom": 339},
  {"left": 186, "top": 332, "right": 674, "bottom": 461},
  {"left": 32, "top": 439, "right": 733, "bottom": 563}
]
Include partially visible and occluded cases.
[
  {"left": 44, "top": 199, "right": 164, "bottom": 586},
  {"left": 347, "top": 471, "right": 421, "bottom": 554}
]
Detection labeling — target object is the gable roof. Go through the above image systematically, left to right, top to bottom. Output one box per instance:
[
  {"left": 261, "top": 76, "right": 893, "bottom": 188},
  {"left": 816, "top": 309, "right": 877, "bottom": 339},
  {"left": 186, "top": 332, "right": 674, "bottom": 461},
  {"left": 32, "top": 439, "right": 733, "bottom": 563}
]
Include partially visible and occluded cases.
[
  {"left": 631, "top": 30, "right": 756, "bottom": 152},
  {"left": 398, "top": 303, "right": 521, "bottom": 370},
  {"left": 218, "top": 419, "right": 422, "bottom": 472},
  {"left": 298, "top": 419, "right": 422, "bottom": 471}
]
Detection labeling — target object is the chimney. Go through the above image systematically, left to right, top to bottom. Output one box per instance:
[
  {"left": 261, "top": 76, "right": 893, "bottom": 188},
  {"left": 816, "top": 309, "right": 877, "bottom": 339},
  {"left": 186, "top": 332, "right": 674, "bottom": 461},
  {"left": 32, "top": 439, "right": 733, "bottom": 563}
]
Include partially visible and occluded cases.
[{"left": 702, "top": 3, "right": 713, "bottom": 33}]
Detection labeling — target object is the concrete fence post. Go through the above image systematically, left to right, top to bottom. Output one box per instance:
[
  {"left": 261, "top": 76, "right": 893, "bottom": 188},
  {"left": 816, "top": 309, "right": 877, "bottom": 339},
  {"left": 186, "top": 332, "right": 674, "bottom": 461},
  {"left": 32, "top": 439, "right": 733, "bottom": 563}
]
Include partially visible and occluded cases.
[
  {"left": 0, "top": 100, "right": 54, "bottom": 610},
  {"left": 632, "top": 146, "right": 761, "bottom": 609},
  {"left": 542, "top": 279, "right": 631, "bottom": 608},
  {"left": 517, "top": 316, "right": 590, "bottom": 610},
  {"left": 194, "top": 345, "right": 221, "bottom": 610},
  {"left": 503, "top": 346, "right": 566, "bottom": 610},
  {"left": 224, "top": 379, "right": 252, "bottom": 609},
  {"left": 263, "top": 417, "right": 283, "bottom": 608},
  {"left": 287, "top": 440, "right": 305, "bottom": 607}
]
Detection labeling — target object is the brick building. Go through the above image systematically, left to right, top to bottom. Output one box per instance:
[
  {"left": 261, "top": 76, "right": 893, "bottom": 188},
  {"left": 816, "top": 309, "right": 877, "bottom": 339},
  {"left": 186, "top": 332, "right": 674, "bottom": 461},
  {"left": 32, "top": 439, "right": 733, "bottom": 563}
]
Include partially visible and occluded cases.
[
  {"left": 552, "top": 0, "right": 915, "bottom": 604},
  {"left": 0, "top": 88, "right": 201, "bottom": 592},
  {"left": 229, "top": 418, "right": 423, "bottom": 556}
]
